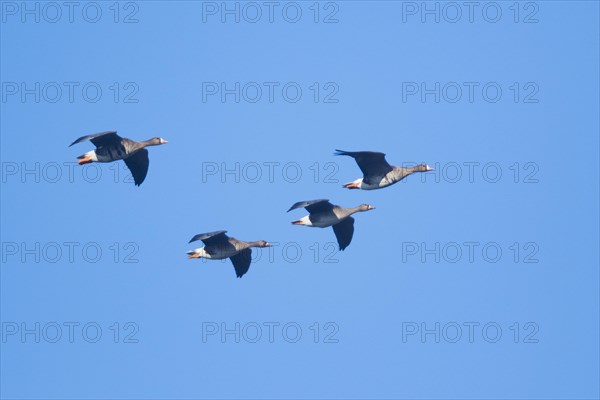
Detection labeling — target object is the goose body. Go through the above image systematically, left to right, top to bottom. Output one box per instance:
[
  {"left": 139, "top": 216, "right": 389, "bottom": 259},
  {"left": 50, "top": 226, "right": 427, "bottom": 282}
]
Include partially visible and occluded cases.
[
  {"left": 69, "top": 131, "right": 167, "bottom": 186},
  {"left": 334, "top": 149, "right": 432, "bottom": 190},
  {"left": 287, "top": 199, "right": 375, "bottom": 250},
  {"left": 186, "top": 230, "right": 272, "bottom": 278}
]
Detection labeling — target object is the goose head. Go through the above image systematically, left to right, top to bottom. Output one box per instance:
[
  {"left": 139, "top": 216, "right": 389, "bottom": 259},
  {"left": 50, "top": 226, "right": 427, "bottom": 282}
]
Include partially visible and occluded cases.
[
  {"left": 148, "top": 137, "right": 168, "bottom": 146},
  {"left": 415, "top": 163, "right": 434, "bottom": 172},
  {"left": 357, "top": 204, "right": 375, "bottom": 212},
  {"left": 253, "top": 240, "right": 273, "bottom": 248}
]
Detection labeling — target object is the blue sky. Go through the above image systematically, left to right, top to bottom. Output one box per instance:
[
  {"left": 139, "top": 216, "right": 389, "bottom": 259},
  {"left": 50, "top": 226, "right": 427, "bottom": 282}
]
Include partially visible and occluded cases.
[{"left": 1, "top": 1, "right": 599, "bottom": 399}]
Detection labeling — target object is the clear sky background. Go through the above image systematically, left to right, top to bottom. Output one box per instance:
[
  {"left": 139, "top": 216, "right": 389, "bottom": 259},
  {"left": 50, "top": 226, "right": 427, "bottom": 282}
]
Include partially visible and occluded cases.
[{"left": 1, "top": 1, "right": 599, "bottom": 399}]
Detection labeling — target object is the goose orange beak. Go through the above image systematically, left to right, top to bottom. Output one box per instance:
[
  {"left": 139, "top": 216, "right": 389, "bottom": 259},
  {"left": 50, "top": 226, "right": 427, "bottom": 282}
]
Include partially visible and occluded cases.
[{"left": 187, "top": 252, "right": 201, "bottom": 259}]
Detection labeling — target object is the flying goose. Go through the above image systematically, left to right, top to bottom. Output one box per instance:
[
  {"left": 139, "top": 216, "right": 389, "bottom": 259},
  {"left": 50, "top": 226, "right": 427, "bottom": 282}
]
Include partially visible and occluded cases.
[
  {"left": 69, "top": 131, "right": 168, "bottom": 186},
  {"left": 334, "top": 149, "right": 433, "bottom": 190},
  {"left": 287, "top": 199, "right": 375, "bottom": 250},
  {"left": 186, "top": 230, "right": 272, "bottom": 278}
]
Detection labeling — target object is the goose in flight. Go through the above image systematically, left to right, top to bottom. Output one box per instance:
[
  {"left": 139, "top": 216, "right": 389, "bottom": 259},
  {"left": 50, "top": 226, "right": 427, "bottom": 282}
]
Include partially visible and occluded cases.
[
  {"left": 69, "top": 131, "right": 168, "bottom": 186},
  {"left": 334, "top": 149, "right": 433, "bottom": 190},
  {"left": 288, "top": 199, "right": 375, "bottom": 250},
  {"left": 186, "top": 230, "right": 272, "bottom": 278}
]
